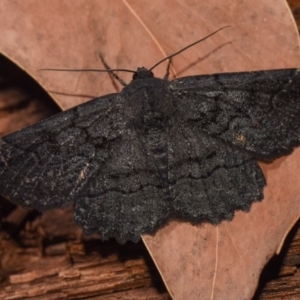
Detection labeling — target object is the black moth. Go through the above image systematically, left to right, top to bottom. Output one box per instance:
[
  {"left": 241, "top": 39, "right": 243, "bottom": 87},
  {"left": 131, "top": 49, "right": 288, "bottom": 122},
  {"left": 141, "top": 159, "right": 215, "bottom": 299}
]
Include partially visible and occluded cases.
[{"left": 0, "top": 30, "right": 300, "bottom": 243}]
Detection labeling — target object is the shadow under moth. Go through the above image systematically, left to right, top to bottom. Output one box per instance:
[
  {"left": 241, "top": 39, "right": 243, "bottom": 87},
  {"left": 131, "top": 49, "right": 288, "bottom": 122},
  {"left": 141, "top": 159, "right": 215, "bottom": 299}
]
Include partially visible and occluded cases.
[{"left": 0, "top": 30, "right": 300, "bottom": 243}]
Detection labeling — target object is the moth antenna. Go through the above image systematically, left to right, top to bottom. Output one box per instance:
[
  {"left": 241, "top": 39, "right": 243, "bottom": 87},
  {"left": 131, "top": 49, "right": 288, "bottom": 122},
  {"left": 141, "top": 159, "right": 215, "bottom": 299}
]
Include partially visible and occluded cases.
[
  {"left": 40, "top": 26, "right": 230, "bottom": 79},
  {"left": 149, "top": 26, "right": 231, "bottom": 72},
  {"left": 40, "top": 54, "right": 133, "bottom": 87},
  {"left": 39, "top": 67, "right": 136, "bottom": 74}
]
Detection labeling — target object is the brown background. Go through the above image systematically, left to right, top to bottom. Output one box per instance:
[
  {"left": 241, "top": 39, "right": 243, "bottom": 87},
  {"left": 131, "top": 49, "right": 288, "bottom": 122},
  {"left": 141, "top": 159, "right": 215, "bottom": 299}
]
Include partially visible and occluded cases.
[{"left": 0, "top": 1, "right": 300, "bottom": 299}]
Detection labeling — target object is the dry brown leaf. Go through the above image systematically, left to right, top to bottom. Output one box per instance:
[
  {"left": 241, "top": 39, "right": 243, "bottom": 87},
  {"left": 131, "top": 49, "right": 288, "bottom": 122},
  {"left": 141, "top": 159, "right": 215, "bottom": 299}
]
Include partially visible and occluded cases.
[{"left": 0, "top": 0, "right": 300, "bottom": 299}]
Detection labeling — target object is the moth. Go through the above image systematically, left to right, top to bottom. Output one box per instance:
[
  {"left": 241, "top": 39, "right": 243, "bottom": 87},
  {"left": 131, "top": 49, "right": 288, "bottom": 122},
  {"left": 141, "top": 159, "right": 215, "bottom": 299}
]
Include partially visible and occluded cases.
[{"left": 0, "top": 29, "right": 300, "bottom": 243}]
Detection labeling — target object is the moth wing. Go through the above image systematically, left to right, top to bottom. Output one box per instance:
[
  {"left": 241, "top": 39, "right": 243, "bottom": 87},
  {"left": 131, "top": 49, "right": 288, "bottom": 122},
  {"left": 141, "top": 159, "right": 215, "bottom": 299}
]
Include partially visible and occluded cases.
[
  {"left": 169, "top": 69, "right": 300, "bottom": 160},
  {"left": 0, "top": 92, "right": 171, "bottom": 242},
  {"left": 0, "top": 93, "right": 125, "bottom": 210},
  {"left": 165, "top": 120, "right": 265, "bottom": 225},
  {"left": 73, "top": 129, "right": 171, "bottom": 243}
]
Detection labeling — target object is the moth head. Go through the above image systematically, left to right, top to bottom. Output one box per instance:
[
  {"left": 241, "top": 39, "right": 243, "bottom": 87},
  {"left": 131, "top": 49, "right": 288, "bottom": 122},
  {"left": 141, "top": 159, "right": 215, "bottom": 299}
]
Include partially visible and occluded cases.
[{"left": 132, "top": 67, "right": 154, "bottom": 80}]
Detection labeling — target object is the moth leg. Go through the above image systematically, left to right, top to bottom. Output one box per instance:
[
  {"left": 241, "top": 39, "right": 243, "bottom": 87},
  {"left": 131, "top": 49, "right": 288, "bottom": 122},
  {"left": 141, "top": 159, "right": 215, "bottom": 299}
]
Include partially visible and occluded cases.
[
  {"left": 99, "top": 53, "right": 127, "bottom": 86},
  {"left": 163, "top": 58, "right": 172, "bottom": 80}
]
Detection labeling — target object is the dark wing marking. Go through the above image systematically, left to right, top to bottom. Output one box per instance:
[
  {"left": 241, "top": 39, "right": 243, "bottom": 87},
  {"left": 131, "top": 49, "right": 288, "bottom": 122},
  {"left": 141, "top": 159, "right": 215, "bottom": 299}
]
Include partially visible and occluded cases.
[{"left": 169, "top": 69, "right": 300, "bottom": 160}]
